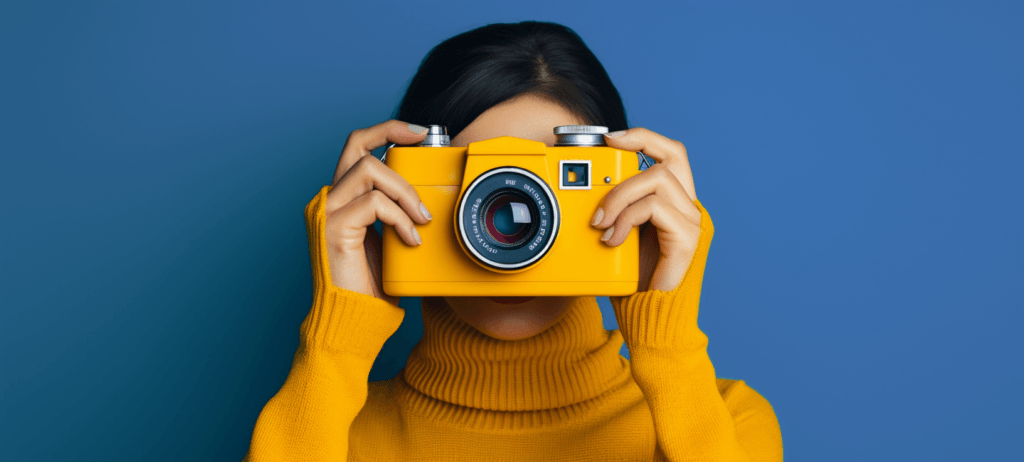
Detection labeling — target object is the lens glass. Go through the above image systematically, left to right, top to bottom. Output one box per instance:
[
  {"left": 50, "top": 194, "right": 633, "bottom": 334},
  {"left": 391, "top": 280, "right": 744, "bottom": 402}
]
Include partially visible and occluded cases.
[{"left": 481, "top": 189, "right": 537, "bottom": 248}]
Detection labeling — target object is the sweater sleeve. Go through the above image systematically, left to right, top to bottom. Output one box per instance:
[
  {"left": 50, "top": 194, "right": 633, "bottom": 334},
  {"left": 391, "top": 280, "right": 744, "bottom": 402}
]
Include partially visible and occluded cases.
[
  {"left": 243, "top": 185, "right": 406, "bottom": 462},
  {"left": 610, "top": 199, "right": 783, "bottom": 462}
]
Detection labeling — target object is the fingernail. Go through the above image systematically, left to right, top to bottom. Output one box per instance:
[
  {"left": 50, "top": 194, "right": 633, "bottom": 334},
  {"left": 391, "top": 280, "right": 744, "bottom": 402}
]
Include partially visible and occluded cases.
[
  {"left": 408, "top": 123, "right": 428, "bottom": 134},
  {"left": 605, "top": 130, "right": 626, "bottom": 138},
  {"left": 419, "top": 202, "right": 432, "bottom": 220},
  {"left": 591, "top": 207, "right": 604, "bottom": 227},
  {"left": 601, "top": 226, "right": 615, "bottom": 242},
  {"left": 412, "top": 227, "right": 422, "bottom": 245}
]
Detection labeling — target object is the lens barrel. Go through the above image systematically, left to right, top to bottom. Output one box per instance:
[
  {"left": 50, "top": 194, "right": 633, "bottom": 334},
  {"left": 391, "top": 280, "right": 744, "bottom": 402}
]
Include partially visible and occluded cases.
[{"left": 457, "top": 167, "right": 560, "bottom": 271}]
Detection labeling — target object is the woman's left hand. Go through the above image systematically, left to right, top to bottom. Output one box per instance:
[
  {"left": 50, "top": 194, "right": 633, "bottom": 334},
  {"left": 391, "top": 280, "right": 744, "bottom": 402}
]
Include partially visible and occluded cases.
[{"left": 592, "top": 128, "right": 702, "bottom": 292}]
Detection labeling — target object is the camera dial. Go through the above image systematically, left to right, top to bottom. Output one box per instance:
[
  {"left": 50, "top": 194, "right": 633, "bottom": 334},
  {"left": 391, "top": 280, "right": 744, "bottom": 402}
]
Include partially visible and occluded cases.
[{"left": 554, "top": 125, "right": 608, "bottom": 146}]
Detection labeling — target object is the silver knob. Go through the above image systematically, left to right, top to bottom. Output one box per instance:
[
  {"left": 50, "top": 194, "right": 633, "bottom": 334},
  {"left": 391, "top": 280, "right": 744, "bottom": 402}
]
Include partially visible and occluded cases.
[
  {"left": 419, "top": 125, "right": 450, "bottom": 147},
  {"left": 554, "top": 125, "right": 608, "bottom": 146}
]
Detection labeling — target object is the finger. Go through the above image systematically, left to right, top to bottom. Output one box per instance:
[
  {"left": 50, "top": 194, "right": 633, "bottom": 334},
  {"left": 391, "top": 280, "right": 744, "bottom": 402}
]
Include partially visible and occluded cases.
[
  {"left": 333, "top": 120, "right": 429, "bottom": 184},
  {"left": 603, "top": 127, "right": 697, "bottom": 201},
  {"left": 603, "top": 127, "right": 686, "bottom": 163},
  {"left": 325, "top": 155, "right": 432, "bottom": 224},
  {"left": 591, "top": 163, "right": 694, "bottom": 229},
  {"left": 332, "top": 190, "right": 422, "bottom": 248},
  {"left": 599, "top": 194, "right": 699, "bottom": 249}
]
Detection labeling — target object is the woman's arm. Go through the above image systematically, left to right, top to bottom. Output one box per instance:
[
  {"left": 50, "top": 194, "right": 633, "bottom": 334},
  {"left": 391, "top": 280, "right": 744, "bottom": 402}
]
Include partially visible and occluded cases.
[
  {"left": 245, "top": 120, "right": 430, "bottom": 461},
  {"left": 597, "top": 128, "right": 782, "bottom": 461},
  {"left": 243, "top": 187, "right": 405, "bottom": 462},
  {"left": 611, "top": 199, "right": 782, "bottom": 461}
]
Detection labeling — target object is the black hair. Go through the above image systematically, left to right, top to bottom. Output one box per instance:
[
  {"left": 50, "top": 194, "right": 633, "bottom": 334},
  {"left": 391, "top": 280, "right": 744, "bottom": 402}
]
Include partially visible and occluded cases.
[{"left": 396, "top": 21, "right": 627, "bottom": 139}]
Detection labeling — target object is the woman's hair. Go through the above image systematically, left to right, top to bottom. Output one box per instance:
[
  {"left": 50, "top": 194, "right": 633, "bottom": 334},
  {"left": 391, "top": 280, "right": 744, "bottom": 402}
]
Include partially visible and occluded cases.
[{"left": 396, "top": 21, "right": 627, "bottom": 138}]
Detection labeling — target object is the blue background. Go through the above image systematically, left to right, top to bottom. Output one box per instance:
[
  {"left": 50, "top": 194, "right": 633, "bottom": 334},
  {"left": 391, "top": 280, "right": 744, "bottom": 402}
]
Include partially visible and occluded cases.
[{"left": 2, "top": 1, "right": 1021, "bottom": 461}]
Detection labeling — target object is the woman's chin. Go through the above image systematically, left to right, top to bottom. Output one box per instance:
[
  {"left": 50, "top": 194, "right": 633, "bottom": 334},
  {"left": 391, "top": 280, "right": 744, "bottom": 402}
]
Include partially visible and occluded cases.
[
  {"left": 444, "top": 296, "right": 575, "bottom": 340},
  {"left": 453, "top": 296, "right": 560, "bottom": 311},
  {"left": 484, "top": 296, "right": 536, "bottom": 305},
  {"left": 482, "top": 313, "right": 547, "bottom": 340}
]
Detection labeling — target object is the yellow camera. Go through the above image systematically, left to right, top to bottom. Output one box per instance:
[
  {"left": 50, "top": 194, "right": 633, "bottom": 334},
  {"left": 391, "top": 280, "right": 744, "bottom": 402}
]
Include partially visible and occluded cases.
[{"left": 382, "top": 125, "right": 642, "bottom": 297}]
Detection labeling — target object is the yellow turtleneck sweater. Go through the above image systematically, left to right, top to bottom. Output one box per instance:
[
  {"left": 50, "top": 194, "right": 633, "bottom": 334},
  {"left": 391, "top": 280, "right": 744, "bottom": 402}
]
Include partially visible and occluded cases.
[{"left": 243, "top": 186, "right": 782, "bottom": 461}]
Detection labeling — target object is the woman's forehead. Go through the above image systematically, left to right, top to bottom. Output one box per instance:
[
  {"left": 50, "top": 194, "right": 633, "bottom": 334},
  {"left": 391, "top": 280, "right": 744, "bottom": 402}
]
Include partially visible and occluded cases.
[{"left": 451, "top": 94, "right": 585, "bottom": 147}]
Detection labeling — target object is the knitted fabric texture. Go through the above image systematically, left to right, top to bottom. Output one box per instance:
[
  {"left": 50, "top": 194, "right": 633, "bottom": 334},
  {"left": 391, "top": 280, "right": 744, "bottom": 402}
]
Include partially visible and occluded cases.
[{"left": 243, "top": 185, "right": 783, "bottom": 461}]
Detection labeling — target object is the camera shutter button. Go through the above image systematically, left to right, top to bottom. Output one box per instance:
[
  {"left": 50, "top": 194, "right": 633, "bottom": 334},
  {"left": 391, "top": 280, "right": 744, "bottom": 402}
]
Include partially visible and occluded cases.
[{"left": 419, "top": 125, "right": 450, "bottom": 147}]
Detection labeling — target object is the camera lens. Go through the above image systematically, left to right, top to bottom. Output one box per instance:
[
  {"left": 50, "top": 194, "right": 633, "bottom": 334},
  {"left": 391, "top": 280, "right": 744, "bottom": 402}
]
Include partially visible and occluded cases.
[
  {"left": 457, "top": 167, "right": 560, "bottom": 271},
  {"left": 481, "top": 190, "right": 537, "bottom": 247}
]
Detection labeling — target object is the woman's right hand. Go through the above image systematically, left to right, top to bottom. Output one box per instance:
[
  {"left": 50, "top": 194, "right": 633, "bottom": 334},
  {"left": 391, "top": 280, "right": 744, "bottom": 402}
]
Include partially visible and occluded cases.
[{"left": 324, "top": 120, "right": 433, "bottom": 306}]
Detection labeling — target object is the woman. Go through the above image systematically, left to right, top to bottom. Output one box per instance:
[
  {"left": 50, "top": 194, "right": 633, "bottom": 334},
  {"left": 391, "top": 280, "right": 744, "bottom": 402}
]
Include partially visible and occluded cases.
[{"left": 244, "top": 21, "right": 782, "bottom": 461}]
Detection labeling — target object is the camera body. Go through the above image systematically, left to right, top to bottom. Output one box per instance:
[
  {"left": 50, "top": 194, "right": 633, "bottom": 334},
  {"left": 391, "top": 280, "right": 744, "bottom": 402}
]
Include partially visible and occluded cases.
[{"left": 382, "top": 125, "right": 641, "bottom": 297}]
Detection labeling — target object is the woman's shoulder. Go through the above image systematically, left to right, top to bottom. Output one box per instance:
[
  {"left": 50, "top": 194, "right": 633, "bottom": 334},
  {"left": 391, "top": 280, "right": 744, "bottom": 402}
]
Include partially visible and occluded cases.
[
  {"left": 365, "top": 377, "right": 402, "bottom": 408},
  {"left": 351, "top": 378, "right": 404, "bottom": 436},
  {"left": 716, "top": 378, "right": 778, "bottom": 417}
]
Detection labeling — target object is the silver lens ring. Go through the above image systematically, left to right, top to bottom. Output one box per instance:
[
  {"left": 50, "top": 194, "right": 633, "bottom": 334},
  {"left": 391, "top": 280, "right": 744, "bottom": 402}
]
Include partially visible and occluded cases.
[{"left": 457, "top": 167, "right": 560, "bottom": 270}]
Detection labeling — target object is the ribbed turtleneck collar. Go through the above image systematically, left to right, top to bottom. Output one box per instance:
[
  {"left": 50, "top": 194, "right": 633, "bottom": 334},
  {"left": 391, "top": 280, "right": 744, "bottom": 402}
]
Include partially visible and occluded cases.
[{"left": 399, "top": 296, "right": 631, "bottom": 412}]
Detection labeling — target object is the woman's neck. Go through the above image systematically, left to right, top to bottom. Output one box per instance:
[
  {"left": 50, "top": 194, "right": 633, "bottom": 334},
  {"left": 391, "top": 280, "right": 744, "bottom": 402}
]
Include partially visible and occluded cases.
[{"left": 399, "top": 296, "right": 631, "bottom": 412}]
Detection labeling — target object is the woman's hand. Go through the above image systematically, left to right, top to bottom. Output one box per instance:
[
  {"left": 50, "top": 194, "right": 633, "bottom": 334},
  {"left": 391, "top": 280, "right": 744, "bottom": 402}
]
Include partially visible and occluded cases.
[
  {"left": 324, "top": 120, "right": 432, "bottom": 305},
  {"left": 592, "top": 128, "right": 702, "bottom": 292}
]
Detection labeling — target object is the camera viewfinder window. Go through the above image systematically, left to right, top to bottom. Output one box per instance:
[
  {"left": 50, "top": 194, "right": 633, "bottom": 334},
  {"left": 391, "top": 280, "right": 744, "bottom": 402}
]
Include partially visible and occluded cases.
[{"left": 560, "top": 161, "right": 591, "bottom": 190}]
